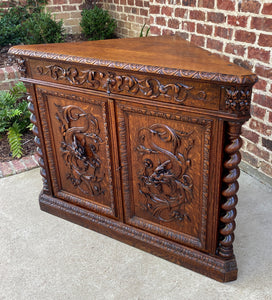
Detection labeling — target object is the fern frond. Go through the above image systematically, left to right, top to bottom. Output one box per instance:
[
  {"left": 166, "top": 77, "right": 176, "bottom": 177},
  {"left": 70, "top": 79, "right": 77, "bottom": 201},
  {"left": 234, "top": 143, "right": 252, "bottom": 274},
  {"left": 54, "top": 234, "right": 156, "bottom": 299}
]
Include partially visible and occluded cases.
[{"left": 8, "top": 123, "right": 23, "bottom": 158}]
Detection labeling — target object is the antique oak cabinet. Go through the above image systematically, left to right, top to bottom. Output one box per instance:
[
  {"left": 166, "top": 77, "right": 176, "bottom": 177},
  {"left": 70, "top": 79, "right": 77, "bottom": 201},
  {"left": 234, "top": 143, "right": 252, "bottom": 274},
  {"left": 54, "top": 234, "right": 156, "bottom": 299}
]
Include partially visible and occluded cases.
[{"left": 10, "top": 36, "right": 257, "bottom": 282}]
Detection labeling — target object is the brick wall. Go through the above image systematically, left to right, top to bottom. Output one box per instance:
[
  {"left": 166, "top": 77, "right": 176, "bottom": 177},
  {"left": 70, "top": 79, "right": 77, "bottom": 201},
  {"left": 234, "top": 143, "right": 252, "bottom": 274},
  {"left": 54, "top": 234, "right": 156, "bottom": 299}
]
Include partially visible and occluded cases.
[
  {"left": 0, "top": 0, "right": 84, "bottom": 34},
  {"left": 46, "top": 0, "right": 84, "bottom": 34},
  {"left": 102, "top": 0, "right": 149, "bottom": 37},
  {"left": 104, "top": 0, "right": 272, "bottom": 182},
  {"left": 0, "top": 66, "right": 19, "bottom": 91}
]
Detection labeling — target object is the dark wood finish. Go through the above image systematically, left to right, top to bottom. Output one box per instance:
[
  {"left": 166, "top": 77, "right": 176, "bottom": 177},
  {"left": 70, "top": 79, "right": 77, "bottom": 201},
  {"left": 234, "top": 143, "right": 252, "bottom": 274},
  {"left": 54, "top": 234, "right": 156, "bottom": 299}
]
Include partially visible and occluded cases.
[{"left": 10, "top": 36, "right": 257, "bottom": 282}]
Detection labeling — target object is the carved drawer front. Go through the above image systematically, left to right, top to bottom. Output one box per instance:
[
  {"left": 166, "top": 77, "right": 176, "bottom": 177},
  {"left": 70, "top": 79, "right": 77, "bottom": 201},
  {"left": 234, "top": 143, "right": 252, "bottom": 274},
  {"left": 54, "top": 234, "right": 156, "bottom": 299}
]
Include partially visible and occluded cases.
[
  {"left": 30, "top": 60, "right": 220, "bottom": 110},
  {"left": 35, "top": 86, "right": 119, "bottom": 218},
  {"left": 117, "top": 100, "right": 220, "bottom": 252}
]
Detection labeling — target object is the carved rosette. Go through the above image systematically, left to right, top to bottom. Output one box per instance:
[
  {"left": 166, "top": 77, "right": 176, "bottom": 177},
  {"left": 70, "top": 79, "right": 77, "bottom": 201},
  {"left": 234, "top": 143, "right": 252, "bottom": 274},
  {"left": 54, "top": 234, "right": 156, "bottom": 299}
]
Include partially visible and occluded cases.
[
  {"left": 225, "top": 87, "right": 251, "bottom": 116},
  {"left": 27, "top": 92, "right": 49, "bottom": 194},
  {"left": 218, "top": 122, "right": 243, "bottom": 258},
  {"left": 136, "top": 124, "right": 194, "bottom": 223}
]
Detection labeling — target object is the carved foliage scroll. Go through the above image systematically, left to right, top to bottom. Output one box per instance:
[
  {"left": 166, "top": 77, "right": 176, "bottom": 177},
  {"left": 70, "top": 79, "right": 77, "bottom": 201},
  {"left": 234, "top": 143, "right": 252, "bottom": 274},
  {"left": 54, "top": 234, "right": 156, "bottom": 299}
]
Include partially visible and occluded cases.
[
  {"left": 36, "top": 64, "right": 207, "bottom": 104},
  {"left": 55, "top": 103, "right": 105, "bottom": 196},
  {"left": 136, "top": 124, "right": 194, "bottom": 223}
]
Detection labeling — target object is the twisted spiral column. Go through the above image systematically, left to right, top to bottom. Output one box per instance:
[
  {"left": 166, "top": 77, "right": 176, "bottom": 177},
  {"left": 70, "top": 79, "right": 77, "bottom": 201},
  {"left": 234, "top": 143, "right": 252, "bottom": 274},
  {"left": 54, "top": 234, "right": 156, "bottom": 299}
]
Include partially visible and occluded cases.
[
  {"left": 27, "top": 90, "right": 50, "bottom": 194},
  {"left": 219, "top": 121, "right": 243, "bottom": 258}
]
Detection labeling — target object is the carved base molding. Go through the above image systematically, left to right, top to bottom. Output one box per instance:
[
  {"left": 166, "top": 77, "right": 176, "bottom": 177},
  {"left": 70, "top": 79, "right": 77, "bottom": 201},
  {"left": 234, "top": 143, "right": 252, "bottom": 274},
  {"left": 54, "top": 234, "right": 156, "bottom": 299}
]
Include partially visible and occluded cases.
[{"left": 39, "top": 192, "right": 238, "bottom": 282}]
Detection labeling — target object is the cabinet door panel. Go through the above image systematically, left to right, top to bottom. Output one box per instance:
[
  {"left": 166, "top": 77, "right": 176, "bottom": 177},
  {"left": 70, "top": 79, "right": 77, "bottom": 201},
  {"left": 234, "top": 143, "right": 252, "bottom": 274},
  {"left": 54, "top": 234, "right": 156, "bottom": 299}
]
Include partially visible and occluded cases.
[
  {"left": 35, "top": 86, "right": 118, "bottom": 218},
  {"left": 116, "top": 100, "right": 220, "bottom": 251}
]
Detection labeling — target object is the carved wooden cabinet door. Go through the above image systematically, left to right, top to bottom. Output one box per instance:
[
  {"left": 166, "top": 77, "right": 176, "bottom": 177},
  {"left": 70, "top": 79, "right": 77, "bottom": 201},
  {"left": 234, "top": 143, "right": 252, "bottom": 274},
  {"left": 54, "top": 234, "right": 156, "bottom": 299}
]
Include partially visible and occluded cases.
[
  {"left": 35, "top": 86, "right": 121, "bottom": 219},
  {"left": 116, "top": 99, "right": 223, "bottom": 253}
]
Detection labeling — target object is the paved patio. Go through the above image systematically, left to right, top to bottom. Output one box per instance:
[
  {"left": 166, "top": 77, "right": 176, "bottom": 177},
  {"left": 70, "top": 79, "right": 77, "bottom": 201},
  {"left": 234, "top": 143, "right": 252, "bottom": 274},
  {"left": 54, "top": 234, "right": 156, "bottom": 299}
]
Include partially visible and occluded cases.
[{"left": 0, "top": 168, "right": 271, "bottom": 299}]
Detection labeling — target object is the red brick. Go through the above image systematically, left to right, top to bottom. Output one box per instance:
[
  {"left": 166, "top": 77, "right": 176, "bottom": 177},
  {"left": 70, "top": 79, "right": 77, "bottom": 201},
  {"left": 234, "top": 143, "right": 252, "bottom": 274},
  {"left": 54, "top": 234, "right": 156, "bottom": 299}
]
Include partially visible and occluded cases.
[
  {"left": 53, "top": 0, "right": 66, "bottom": 4},
  {"left": 69, "top": 0, "right": 82, "bottom": 3},
  {"left": 120, "top": 0, "right": 126, "bottom": 5},
  {"left": 127, "top": 0, "right": 134, "bottom": 5},
  {"left": 135, "top": 0, "right": 143, "bottom": 7},
  {"left": 182, "top": 0, "right": 196, "bottom": 6},
  {"left": 198, "top": 0, "right": 214, "bottom": 8},
  {"left": 217, "top": 0, "right": 235, "bottom": 11},
  {"left": 239, "top": 0, "right": 261, "bottom": 13},
  {"left": 144, "top": 1, "right": 149, "bottom": 7},
  {"left": 261, "top": 3, "right": 272, "bottom": 15},
  {"left": 62, "top": 5, "right": 77, "bottom": 11},
  {"left": 149, "top": 5, "right": 160, "bottom": 14},
  {"left": 46, "top": 6, "right": 62, "bottom": 13},
  {"left": 117, "top": 6, "right": 122, "bottom": 12},
  {"left": 124, "top": 6, "right": 132, "bottom": 13},
  {"left": 161, "top": 6, "right": 173, "bottom": 16},
  {"left": 140, "top": 8, "right": 148, "bottom": 16},
  {"left": 175, "top": 8, "right": 186, "bottom": 18},
  {"left": 190, "top": 10, "right": 205, "bottom": 21},
  {"left": 207, "top": 12, "right": 226, "bottom": 24},
  {"left": 227, "top": 15, "right": 248, "bottom": 27},
  {"left": 156, "top": 17, "right": 166, "bottom": 26},
  {"left": 251, "top": 17, "right": 272, "bottom": 32},
  {"left": 168, "top": 19, "right": 180, "bottom": 29},
  {"left": 182, "top": 21, "right": 195, "bottom": 32},
  {"left": 197, "top": 24, "right": 213, "bottom": 35},
  {"left": 150, "top": 25, "right": 161, "bottom": 35},
  {"left": 215, "top": 27, "right": 233, "bottom": 39},
  {"left": 162, "top": 29, "right": 174, "bottom": 35},
  {"left": 235, "top": 30, "right": 256, "bottom": 43},
  {"left": 175, "top": 31, "right": 189, "bottom": 40},
  {"left": 258, "top": 34, "right": 272, "bottom": 48},
  {"left": 191, "top": 35, "right": 205, "bottom": 47},
  {"left": 207, "top": 38, "right": 223, "bottom": 51},
  {"left": 225, "top": 43, "right": 245, "bottom": 56},
  {"left": 248, "top": 47, "right": 270, "bottom": 63},
  {"left": 233, "top": 58, "right": 252, "bottom": 70},
  {"left": 255, "top": 64, "right": 272, "bottom": 79},
  {"left": 0, "top": 69, "right": 5, "bottom": 81},
  {"left": 254, "top": 79, "right": 267, "bottom": 91},
  {"left": 253, "top": 94, "right": 272, "bottom": 109},
  {"left": 251, "top": 104, "right": 266, "bottom": 120},
  {"left": 269, "top": 112, "right": 272, "bottom": 123},
  {"left": 249, "top": 119, "right": 272, "bottom": 136},
  {"left": 242, "top": 127, "right": 259, "bottom": 143},
  {"left": 262, "top": 138, "right": 272, "bottom": 152},
  {"left": 247, "top": 142, "right": 270, "bottom": 161},
  {"left": 241, "top": 150, "right": 258, "bottom": 167},
  {"left": 20, "top": 156, "right": 39, "bottom": 170},
  {"left": 10, "top": 160, "right": 27, "bottom": 174},
  {"left": 0, "top": 162, "right": 14, "bottom": 177},
  {"left": 260, "top": 162, "right": 272, "bottom": 177}
]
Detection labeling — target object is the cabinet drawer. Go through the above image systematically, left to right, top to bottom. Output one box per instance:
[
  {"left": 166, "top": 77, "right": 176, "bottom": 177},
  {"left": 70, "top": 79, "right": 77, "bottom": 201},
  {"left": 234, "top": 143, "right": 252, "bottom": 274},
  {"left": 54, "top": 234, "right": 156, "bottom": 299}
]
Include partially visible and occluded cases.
[
  {"left": 29, "top": 59, "right": 220, "bottom": 111},
  {"left": 116, "top": 100, "right": 222, "bottom": 252}
]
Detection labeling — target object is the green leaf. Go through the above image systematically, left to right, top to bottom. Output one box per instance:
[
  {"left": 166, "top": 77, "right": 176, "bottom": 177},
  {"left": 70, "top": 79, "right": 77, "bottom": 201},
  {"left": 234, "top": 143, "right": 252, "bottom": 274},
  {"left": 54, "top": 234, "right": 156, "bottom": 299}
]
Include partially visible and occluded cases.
[{"left": 8, "top": 123, "right": 23, "bottom": 158}]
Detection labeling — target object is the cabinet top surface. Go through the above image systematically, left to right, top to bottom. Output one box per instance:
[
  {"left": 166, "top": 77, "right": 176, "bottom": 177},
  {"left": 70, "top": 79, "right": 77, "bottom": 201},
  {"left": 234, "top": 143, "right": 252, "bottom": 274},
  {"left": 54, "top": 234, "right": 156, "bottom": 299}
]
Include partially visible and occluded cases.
[{"left": 10, "top": 36, "right": 257, "bottom": 84}]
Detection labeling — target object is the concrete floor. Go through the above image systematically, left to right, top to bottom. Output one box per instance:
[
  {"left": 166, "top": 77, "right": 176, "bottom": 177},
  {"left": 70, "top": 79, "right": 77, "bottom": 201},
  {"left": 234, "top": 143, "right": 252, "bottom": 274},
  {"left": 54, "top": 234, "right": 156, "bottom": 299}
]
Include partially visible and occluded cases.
[{"left": 0, "top": 168, "right": 271, "bottom": 300}]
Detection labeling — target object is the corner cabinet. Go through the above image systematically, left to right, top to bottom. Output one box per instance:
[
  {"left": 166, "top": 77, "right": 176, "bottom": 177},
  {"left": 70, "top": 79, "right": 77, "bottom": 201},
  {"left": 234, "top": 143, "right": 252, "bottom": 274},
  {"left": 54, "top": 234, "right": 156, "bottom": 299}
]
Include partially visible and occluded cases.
[{"left": 10, "top": 36, "right": 257, "bottom": 282}]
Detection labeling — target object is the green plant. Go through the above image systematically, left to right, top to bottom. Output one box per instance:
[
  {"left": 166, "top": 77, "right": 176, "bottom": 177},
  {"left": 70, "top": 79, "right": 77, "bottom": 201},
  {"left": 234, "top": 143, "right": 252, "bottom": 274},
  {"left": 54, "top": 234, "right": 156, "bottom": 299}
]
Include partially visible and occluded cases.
[
  {"left": 0, "top": 0, "right": 65, "bottom": 47},
  {"left": 80, "top": 6, "right": 116, "bottom": 41},
  {"left": 23, "top": 11, "right": 65, "bottom": 44},
  {"left": 139, "top": 23, "right": 150, "bottom": 37},
  {"left": 0, "top": 82, "right": 32, "bottom": 158}
]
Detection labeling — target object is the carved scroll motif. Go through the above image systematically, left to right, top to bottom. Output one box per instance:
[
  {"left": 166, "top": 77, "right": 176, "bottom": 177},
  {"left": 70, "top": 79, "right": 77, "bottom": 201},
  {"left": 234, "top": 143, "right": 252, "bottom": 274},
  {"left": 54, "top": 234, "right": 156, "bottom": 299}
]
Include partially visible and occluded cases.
[
  {"left": 36, "top": 64, "right": 207, "bottom": 104},
  {"left": 37, "top": 65, "right": 105, "bottom": 88},
  {"left": 107, "top": 72, "right": 207, "bottom": 103},
  {"left": 225, "top": 87, "right": 251, "bottom": 115},
  {"left": 55, "top": 104, "right": 105, "bottom": 196},
  {"left": 218, "top": 121, "right": 243, "bottom": 258},
  {"left": 136, "top": 124, "right": 194, "bottom": 223}
]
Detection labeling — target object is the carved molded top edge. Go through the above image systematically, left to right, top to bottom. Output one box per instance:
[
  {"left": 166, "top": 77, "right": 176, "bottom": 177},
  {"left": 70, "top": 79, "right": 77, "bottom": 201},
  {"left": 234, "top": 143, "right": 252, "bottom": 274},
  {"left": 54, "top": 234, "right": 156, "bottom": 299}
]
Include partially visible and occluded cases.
[{"left": 9, "top": 48, "right": 258, "bottom": 85}]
